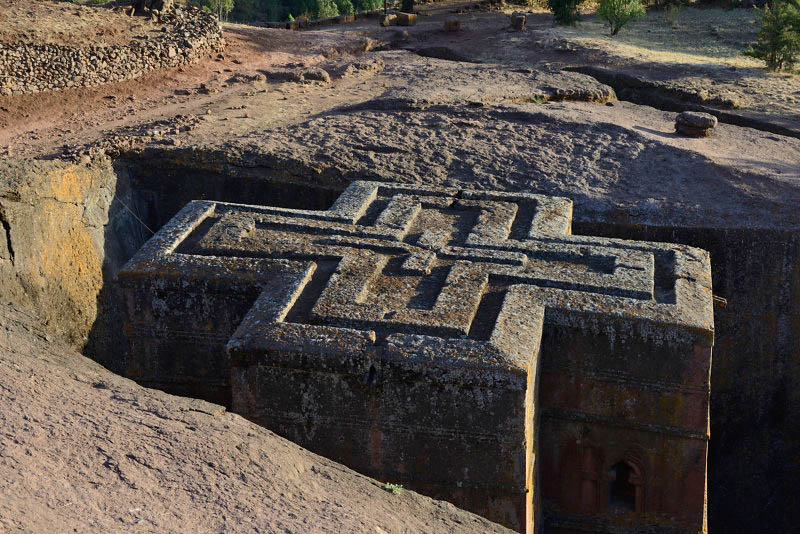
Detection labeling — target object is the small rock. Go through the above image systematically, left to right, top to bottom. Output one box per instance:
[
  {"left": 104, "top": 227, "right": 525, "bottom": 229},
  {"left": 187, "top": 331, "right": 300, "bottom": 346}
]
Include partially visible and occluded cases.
[
  {"left": 380, "top": 14, "right": 398, "bottom": 27},
  {"left": 675, "top": 111, "right": 718, "bottom": 137}
]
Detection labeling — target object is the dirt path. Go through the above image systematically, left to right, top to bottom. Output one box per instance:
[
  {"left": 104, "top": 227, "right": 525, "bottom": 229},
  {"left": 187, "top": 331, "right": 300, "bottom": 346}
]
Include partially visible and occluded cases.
[
  {"left": 2, "top": 6, "right": 799, "bottom": 159},
  {"left": 0, "top": 23, "right": 376, "bottom": 159}
]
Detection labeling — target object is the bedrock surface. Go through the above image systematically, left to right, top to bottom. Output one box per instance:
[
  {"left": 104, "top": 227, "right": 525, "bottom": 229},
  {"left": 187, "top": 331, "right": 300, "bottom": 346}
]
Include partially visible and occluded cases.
[{"left": 0, "top": 301, "right": 513, "bottom": 534}]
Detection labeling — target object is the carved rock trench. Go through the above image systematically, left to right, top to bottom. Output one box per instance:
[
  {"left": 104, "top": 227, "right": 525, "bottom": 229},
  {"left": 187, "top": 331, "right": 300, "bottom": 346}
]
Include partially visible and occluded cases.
[{"left": 1, "top": 78, "right": 798, "bottom": 532}]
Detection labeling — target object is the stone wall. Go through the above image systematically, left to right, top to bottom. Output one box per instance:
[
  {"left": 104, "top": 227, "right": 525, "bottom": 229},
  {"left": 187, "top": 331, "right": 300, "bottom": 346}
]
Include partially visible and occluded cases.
[{"left": 0, "top": 8, "right": 223, "bottom": 96}]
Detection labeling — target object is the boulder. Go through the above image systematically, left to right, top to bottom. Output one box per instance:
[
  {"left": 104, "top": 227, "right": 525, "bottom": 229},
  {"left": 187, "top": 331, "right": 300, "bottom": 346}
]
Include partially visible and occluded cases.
[
  {"left": 302, "top": 67, "right": 331, "bottom": 84},
  {"left": 676, "top": 111, "right": 718, "bottom": 137}
]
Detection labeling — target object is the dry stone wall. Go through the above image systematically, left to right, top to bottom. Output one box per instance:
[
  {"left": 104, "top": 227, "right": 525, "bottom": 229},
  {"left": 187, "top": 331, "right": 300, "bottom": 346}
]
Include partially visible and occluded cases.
[{"left": 0, "top": 8, "right": 223, "bottom": 96}]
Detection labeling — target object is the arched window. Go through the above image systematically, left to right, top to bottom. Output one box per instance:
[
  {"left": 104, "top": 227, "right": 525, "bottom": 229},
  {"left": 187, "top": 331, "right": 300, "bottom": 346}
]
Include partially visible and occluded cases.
[{"left": 609, "top": 461, "right": 637, "bottom": 513}]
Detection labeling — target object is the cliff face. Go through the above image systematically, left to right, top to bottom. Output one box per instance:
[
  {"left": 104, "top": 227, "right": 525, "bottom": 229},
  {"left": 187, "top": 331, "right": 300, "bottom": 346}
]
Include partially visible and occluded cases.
[{"left": 0, "top": 159, "right": 118, "bottom": 348}]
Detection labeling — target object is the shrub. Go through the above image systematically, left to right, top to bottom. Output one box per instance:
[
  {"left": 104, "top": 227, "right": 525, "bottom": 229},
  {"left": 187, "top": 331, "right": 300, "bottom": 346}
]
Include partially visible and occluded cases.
[
  {"left": 336, "top": 0, "right": 354, "bottom": 14},
  {"left": 548, "top": 0, "right": 584, "bottom": 25},
  {"left": 597, "top": 0, "right": 646, "bottom": 35},
  {"left": 744, "top": 0, "right": 800, "bottom": 71},
  {"left": 382, "top": 483, "right": 404, "bottom": 495}
]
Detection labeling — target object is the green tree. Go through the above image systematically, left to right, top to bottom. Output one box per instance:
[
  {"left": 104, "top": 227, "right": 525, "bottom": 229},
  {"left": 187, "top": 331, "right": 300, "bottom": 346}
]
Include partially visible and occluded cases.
[
  {"left": 188, "top": 0, "right": 234, "bottom": 19},
  {"left": 229, "top": 0, "right": 260, "bottom": 21},
  {"left": 262, "top": 0, "right": 284, "bottom": 20},
  {"left": 315, "top": 0, "right": 339, "bottom": 17},
  {"left": 353, "top": 0, "right": 381, "bottom": 10},
  {"left": 547, "top": 0, "right": 584, "bottom": 25},
  {"left": 597, "top": 0, "right": 645, "bottom": 36},
  {"left": 744, "top": 0, "right": 800, "bottom": 71}
]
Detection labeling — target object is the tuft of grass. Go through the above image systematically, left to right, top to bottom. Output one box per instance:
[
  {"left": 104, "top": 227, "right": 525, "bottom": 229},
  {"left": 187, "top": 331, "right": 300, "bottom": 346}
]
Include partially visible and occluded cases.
[{"left": 381, "top": 482, "right": 404, "bottom": 495}]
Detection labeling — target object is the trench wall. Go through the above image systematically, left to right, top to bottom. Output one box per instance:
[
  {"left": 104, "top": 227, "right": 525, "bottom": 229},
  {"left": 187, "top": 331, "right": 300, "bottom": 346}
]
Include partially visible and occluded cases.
[
  {"left": 0, "top": 9, "right": 223, "bottom": 96},
  {"left": 83, "top": 154, "right": 342, "bottom": 372},
  {"left": 0, "top": 159, "right": 125, "bottom": 348}
]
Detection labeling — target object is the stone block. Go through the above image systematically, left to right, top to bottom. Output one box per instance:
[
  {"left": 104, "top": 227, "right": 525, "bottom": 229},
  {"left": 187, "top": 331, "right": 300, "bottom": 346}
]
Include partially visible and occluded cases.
[
  {"left": 397, "top": 12, "right": 417, "bottom": 26},
  {"left": 511, "top": 13, "right": 526, "bottom": 31},
  {"left": 380, "top": 14, "right": 398, "bottom": 26},
  {"left": 444, "top": 18, "right": 461, "bottom": 32},
  {"left": 675, "top": 111, "right": 717, "bottom": 137},
  {"left": 120, "top": 181, "right": 714, "bottom": 534}
]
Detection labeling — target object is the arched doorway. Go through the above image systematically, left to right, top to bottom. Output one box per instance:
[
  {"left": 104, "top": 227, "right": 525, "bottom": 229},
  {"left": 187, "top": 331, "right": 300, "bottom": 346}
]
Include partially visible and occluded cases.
[{"left": 609, "top": 460, "right": 641, "bottom": 513}]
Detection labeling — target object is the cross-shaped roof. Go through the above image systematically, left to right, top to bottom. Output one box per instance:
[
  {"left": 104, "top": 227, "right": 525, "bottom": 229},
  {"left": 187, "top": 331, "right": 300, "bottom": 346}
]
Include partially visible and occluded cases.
[{"left": 121, "top": 181, "right": 713, "bottom": 382}]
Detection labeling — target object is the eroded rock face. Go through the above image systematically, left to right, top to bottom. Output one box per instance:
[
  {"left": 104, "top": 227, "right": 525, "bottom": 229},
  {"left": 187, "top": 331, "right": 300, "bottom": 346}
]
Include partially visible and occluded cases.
[
  {"left": 0, "top": 159, "right": 118, "bottom": 348},
  {"left": 0, "top": 301, "right": 514, "bottom": 534}
]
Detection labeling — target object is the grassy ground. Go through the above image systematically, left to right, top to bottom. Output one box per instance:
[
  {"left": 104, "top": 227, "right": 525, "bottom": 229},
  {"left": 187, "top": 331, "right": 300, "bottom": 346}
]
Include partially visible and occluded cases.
[
  {"left": 516, "top": 6, "right": 800, "bottom": 111},
  {"left": 550, "top": 7, "right": 765, "bottom": 67}
]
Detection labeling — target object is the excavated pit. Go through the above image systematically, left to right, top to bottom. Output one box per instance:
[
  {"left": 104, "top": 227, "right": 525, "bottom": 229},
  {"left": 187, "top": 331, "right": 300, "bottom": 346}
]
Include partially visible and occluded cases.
[{"left": 1, "top": 145, "right": 797, "bottom": 533}]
